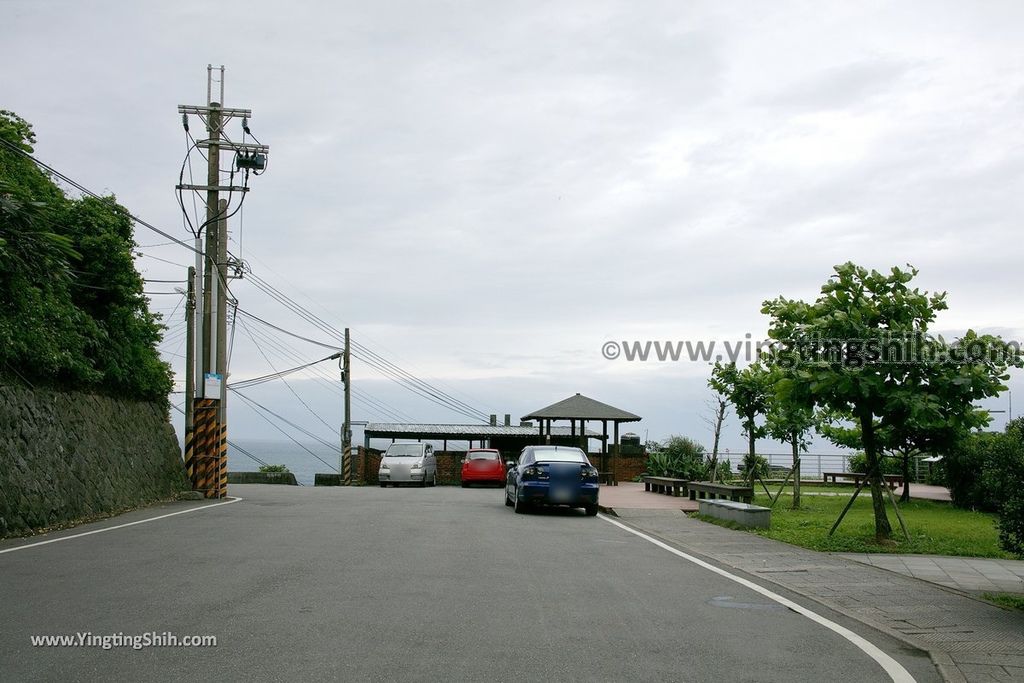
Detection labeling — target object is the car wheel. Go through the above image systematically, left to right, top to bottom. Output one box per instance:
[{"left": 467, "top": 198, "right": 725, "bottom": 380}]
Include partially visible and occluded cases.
[
  {"left": 430, "top": 471, "right": 437, "bottom": 487},
  {"left": 461, "top": 481, "right": 469, "bottom": 488},
  {"left": 379, "top": 482, "right": 386, "bottom": 488},
  {"left": 504, "top": 486, "right": 513, "bottom": 506},
  {"left": 513, "top": 486, "right": 529, "bottom": 514},
  {"left": 584, "top": 503, "right": 599, "bottom": 516}
]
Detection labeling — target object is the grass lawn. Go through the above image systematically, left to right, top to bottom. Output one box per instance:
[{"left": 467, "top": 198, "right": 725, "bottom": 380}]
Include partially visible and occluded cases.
[
  {"left": 696, "top": 492, "right": 1013, "bottom": 558},
  {"left": 982, "top": 593, "right": 1024, "bottom": 611}
]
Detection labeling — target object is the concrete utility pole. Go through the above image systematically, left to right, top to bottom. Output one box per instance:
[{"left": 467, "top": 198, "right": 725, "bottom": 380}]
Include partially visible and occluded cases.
[
  {"left": 178, "top": 65, "right": 269, "bottom": 498},
  {"left": 184, "top": 265, "right": 196, "bottom": 458},
  {"left": 342, "top": 328, "right": 352, "bottom": 484}
]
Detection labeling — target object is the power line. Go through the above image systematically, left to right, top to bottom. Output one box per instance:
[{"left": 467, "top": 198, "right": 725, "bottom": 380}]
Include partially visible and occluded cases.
[
  {"left": 0, "top": 137, "right": 202, "bottom": 257},
  {"left": 244, "top": 272, "right": 488, "bottom": 421},
  {"left": 235, "top": 307, "right": 342, "bottom": 351},
  {"left": 236, "top": 311, "right": 415, "bottom": 423},
  {"left": 235, "top": 316, "right": 339, "bottom": 432},
  {"left": 237, "top": 318, "right": 413, "bottom": 423},
  {"left": 231, "top": 389, "right": 339, "bottom": 472},
  {"left": 170, "top": 403, "right": 287, "bottom": 476}
]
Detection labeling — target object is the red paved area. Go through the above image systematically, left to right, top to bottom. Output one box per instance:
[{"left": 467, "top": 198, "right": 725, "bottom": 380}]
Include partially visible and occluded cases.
[{"left": 599, "top": 481, "right": 698, "bottom": 511}]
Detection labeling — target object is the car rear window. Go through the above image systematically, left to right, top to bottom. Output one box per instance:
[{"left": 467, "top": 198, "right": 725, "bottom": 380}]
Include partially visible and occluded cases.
[
  {"left": 386, "top": 444, "right": 423, "bottom": 457},
  {"left": 532, "top": 449, "right": 587, "bottom": 463},
  {"left": 467, "top": 451, "right": 499, "bottom": 461}
]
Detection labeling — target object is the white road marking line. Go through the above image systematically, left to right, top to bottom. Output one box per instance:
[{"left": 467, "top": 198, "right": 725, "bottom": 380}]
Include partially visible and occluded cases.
[
  {"left": 0, "top": 497, "right": 243, "bottom": 555},
  {"left": 599, "top": 514, "right": 916, "bottom": 683}
]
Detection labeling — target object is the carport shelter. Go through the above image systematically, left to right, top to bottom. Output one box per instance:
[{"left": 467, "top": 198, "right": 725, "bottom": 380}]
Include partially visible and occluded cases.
[
  {"left": 521, "top": 393, "right": 641, "bottom": 482},
  {"left": 363, "top": 422, "right": 602, "bottom": 457}
]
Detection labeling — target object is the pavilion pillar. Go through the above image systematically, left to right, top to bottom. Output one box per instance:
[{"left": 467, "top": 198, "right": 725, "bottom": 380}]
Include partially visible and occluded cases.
[
  {"left": 602, "top": 420, "right": 608, "bottom": 472},
  {"left": 613, "top": 421, "right": 620, "bottom": 484}
]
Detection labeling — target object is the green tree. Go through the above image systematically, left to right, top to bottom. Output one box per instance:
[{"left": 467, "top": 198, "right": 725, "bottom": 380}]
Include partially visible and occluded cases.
[
  {"left": 0, "top": 110, "right": 172, "bottom": 400},
  {"left": 763, "top": 263, "right": 1020, "bottom": 540},
  {"left": 709, "top": 361, "right": 771, "bottom": 486},
  {"left": 762, "top": 366, "right": 816, "bottom": 508}
]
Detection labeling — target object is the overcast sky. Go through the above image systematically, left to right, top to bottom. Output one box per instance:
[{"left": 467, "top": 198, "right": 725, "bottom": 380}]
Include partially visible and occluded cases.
[{"left": 3, "top": 1, "right": 1023, "bottom": 460}]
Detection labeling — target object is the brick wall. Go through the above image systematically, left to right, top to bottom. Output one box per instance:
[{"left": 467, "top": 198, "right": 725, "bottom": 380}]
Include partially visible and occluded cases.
[{"left": 354, "top": 447, "right": 648, "bottom": 485}]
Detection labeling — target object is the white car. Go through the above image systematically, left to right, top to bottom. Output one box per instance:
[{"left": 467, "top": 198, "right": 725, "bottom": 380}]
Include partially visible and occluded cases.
[{"left": 378, "top": 443, "right": 437, "bottom": 487}]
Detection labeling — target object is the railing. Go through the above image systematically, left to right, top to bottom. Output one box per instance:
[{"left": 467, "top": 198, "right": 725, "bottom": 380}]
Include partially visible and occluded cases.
[{"left": 719, "top": 453, "right": 853, "bottom": 478}]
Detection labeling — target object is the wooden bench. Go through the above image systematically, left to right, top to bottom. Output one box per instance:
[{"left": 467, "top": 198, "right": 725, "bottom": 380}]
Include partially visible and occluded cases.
[
  {"left": 599, "top": 471, "right": 618, "bottom": 486},
  {"left": 822, "top": 472, "right": 904, "bottom": 489},
  {"left": 642, "top": 475, "right": 688, "bottom": 497},
  {"left": 687, "top": 481, "right": 754, "bottom": 504},
  {"left": 698, "top": 499, "right": 771, "bottom": 529}
]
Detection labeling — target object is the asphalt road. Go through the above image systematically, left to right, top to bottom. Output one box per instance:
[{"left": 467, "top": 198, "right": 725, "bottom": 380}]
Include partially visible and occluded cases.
[{"left": 0, "top": 485, "right": 939, "bottom": 682}]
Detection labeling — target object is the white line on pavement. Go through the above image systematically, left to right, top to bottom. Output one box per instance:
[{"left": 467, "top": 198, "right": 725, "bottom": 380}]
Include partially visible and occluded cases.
[
  {"left": 0, "top": 497, "right": 244, "bottom": 555},
  {"left": 599, "top": 514, "right": 915, "bottom": 683}
]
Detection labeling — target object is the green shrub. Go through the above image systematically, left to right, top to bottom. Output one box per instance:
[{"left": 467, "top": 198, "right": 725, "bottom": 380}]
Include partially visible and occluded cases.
[
  {"left": 979, "top": 430, "right": 1024, "bottom": 557},
  {"left": 945, "top": 434, "right": 996, "bottom": 511},
  {"left": 645, "top": 436, "right": 709, "bottom": 480},
  {"left": 848, "top": 452, "right": 902, "bottom": 476},
  {"left": 738, "top": 454, "right": 769, "bottom": 480},
  {"left": 714, "top": 459, "right": 732, "bottom": 482},
  {"left": 925, "top": 459, "right": 946, "bottom": 486},
  {"left": 258, "top": 464, "right": 289, "bottom": 473}
]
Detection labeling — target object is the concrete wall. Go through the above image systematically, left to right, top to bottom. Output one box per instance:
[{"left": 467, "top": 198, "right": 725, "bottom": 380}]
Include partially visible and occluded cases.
[
  {"left": 0, "top": 381, "right": 189, "bottom": 537},
  {"left": 227, "top": 471, "right": 298, "bottom": 485}
]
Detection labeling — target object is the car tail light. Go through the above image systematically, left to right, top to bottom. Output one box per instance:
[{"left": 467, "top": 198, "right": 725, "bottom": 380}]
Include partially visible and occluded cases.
[
  {"left": 522, "top": 465, "right": 548, "bottom": 481},
  {"left": 581, "top": 466, "right": 599, "bottom": 481}
]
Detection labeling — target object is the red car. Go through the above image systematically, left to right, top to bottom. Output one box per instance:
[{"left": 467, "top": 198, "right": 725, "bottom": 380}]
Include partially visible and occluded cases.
[{"left": 461, "top": 449, "right": 506, "bottom": 487}]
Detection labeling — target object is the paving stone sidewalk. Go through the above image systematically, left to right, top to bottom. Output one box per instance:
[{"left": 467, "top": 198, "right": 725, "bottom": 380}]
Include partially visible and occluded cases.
[{"left": 610, "top": 509, "right": 1024, "bottom": 683}]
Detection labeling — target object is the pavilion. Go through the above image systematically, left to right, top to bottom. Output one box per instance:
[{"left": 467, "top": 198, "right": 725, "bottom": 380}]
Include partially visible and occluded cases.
[{"left": 522, "top": 393, "right": 642, "bottom": 482}]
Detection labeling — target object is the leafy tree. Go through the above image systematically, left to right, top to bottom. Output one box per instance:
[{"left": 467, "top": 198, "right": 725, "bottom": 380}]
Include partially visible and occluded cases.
[
  {"left": 0, "top": 110, "right": 172, "bottom": 401},
  {"left": 763, "top": 262, "right": 1020, "bottom": 540},
  {"left": 709, "top": 361, "right": 771, "bottom": 486},
  {"left": 762, "top": 366, "right": 816, "bottom": 508}
]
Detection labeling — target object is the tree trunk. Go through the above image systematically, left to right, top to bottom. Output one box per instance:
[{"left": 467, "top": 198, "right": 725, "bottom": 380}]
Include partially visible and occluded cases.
[
  {"left": 709, "top": 399, "right": 726, "bottom": 482},
  {"left": 859, "top": 412, "right": 892, "bottom": 540},
  {"left": 746, "top": 415, "right": 756, "bottom": 488},
  {"left": 791, "top": 433, "right": 801, "bottom": 509},
  {"left": 900, "top": 450, "right": 911, "bottom": 504}
]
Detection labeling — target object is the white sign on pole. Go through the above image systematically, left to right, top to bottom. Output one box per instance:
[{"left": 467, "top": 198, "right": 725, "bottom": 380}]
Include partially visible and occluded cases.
[{"left": 204, "top": 373, "right": 222, "bottom": 400}]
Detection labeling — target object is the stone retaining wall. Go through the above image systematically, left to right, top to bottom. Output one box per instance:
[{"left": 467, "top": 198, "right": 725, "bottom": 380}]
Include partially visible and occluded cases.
[{"left": 0, "top": 381, "right": 189, "bottom": 536}]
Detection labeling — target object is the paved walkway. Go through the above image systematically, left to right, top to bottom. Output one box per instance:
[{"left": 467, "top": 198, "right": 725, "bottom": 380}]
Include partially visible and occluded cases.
[
  {"left": 601, "top": 483, "right": 1024, "bottom": 682},
  {"left": 838, "top": 554, "right": 1024, "bottom": 595}
]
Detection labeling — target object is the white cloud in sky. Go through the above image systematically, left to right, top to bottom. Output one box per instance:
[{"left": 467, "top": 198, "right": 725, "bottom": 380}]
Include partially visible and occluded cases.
[{"left": 2, "top": 0, "right": 1022, "bottom": 454}]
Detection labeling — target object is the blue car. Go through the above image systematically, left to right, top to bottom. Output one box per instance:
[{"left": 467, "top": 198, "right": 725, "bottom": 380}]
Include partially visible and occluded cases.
[{"left": 505, "top": 445, "right": 600, "bottom": 516}]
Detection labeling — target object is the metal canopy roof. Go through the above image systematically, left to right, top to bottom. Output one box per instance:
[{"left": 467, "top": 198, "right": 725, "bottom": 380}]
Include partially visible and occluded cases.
[
  {"left": 522, "top": 393, "right": 641, "bottom": 422},
  {"left": 365, "top": 423, "right": 603, "bottom": 439}
]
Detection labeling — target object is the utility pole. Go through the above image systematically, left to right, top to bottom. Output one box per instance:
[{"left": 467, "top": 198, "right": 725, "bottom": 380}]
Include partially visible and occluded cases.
[
  {"left": 178, "top": 65, "right": 269, "bottom": 498},
  {"left": 184, "top": 265, "right": 196, "bottom": 483},
  {"left": 342, "top": 328, "right": 352, "bottom": 484}
]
